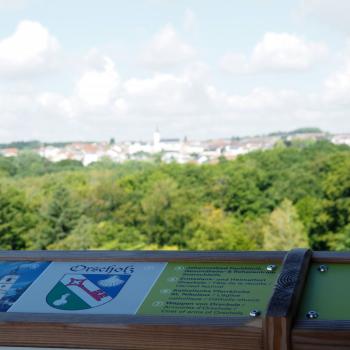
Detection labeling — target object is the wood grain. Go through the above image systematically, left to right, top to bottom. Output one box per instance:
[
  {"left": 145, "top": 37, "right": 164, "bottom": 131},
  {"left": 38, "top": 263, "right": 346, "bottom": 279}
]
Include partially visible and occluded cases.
[
  {"left": 264, "top": 248, "right": 312, "bottom": 350},
  {"left": 0, "top": 250, "right": 286, "bottom": 262},
  {"left": 312, "top": 251, "right": 350, "bottom": 263},
  {"left": 0, "top": 313, "right": 255, "bottom": 327},
  {"left": 0, "top": 317, "right": 264, "bottom": 350},
  {"left": 292, "top": 327, "right": 350, "bottom": 350}
]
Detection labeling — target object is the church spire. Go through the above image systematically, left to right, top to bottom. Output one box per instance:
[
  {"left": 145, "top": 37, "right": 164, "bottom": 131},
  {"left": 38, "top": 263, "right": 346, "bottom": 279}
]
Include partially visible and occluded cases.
[{"left": 153, "top": 127, "right": 160, "bottom": 146}]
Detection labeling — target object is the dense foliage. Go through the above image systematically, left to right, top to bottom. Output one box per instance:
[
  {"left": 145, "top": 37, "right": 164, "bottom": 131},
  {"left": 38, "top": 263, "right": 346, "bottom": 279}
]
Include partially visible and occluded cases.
[{"left": 1, "top": 140, "right": 350, "bottom": 251}]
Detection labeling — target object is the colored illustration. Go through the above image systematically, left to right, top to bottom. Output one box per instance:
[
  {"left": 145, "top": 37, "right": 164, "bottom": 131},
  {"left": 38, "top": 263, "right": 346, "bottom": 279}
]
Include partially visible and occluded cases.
[
  {"left": 0, "top": 261, "right": 50, "bottom": 312},
  {"left": 9, "top": 262, "right": 166, "bottom": 315},
  {"left": 46, "top": 273, "right": 131, "bottom": 310}
]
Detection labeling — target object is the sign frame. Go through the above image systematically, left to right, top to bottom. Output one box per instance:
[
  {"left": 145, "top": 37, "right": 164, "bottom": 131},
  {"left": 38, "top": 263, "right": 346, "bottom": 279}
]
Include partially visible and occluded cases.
[
  {"left": 0, "top": 250, "right": 285, "bottom": 350},
  {"left": 0, "top": 250, "right": 348, "bottom": 350},
  {"left": 292, "top": 252, "right": 350, "bottom": 350}
]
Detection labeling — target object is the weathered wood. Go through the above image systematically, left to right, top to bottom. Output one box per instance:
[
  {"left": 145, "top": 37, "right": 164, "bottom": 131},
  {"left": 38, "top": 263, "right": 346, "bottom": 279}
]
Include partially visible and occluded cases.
[
  {"left": 264, "top": 248, "right": 312, "bottom": 350},
  {"left": 0, "top": 250, "right": 286, "bottom": 262},
  {"left": 312, "top": 251, "right": 350, "bottom": 263},
  {"left": 292, "top": 312, "right": 350, "bottom": 349},
  {"left": 0, "top": 313, "right": 255, "bottom": 327},
  {"left": 0, "top": 315, "right": 263, "bottom": 350},
  {"left": 0, "top": 324, "right": 262, "bottom": 350},
  {"left": 293, "top": 324, "right": 350, "bottom": 350}
]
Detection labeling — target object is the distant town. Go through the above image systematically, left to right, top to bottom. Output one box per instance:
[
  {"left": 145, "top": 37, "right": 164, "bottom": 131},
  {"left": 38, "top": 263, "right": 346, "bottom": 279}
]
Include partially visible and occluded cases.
[{"left": 1, "top": 128, "right": 349, "bottom": 166}]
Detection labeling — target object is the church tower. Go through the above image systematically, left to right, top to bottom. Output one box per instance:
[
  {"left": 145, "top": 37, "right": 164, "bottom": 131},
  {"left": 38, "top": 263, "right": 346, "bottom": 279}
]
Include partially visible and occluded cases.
[{"left": 153, "top": 127, "right": 160, "bottom": 146}]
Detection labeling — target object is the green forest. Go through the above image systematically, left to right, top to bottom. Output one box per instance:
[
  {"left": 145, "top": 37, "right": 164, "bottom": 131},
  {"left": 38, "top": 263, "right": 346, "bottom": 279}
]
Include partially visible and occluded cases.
[{"left": 1, "top": 140, "right": 350, "bottom": 251}]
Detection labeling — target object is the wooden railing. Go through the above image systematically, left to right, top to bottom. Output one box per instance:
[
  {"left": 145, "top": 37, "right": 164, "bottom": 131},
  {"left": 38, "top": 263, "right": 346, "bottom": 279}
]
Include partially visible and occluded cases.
[{"left": 0, "top": 249, "right": 347, "bottom": 350}]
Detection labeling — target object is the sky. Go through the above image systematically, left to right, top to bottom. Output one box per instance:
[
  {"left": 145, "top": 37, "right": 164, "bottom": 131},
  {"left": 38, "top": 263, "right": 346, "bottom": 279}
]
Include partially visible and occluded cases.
[{"left": 1, "top": 0, "right": 350, "bottom": 142}]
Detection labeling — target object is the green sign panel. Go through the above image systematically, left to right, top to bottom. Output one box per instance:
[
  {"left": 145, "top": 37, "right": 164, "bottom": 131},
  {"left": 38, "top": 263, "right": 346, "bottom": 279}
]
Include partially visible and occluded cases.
[
  {"left": 137, "top": 263, "right": 279, "bottom": 317},
  {"left": 298, "top": 263, "right": 350, "bottom": 321}
]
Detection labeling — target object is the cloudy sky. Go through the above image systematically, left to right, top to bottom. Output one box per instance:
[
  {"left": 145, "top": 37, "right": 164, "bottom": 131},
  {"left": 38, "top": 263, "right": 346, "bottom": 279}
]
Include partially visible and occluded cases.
[{"left": 1, "top": 0, "right": 350, "bottom": 142}]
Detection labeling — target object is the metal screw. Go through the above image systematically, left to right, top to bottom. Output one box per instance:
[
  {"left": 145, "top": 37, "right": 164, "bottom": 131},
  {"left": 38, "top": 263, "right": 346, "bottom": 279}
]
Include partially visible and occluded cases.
[
  {"left": 266, "top": 264, "right": 277, "bottom": 272},
  {"left": 318, "top": 265, "right": 328, "bottom": 273},
  {"left": 249, "top": 309, "right": 261, "bottom": 317},
  {"left": 306, "top": 311, "right": 319, "bottom": 319}
]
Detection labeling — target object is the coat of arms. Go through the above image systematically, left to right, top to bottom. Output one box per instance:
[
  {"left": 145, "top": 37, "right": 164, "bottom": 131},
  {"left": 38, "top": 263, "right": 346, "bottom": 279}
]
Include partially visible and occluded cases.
[{"left": 46, "top": 273, "right": 130, "bottom": 310}]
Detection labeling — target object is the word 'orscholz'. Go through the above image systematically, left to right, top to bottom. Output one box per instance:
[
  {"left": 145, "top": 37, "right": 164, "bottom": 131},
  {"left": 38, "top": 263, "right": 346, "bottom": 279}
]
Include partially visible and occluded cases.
[{"left": 70, "top": 264, "right": 135, "bottom": 274}]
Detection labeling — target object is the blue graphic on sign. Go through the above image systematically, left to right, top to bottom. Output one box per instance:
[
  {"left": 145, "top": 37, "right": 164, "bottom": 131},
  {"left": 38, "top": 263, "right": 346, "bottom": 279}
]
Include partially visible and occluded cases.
[{"left": 0, "top": 261, "right": 50, "bottom": 312}]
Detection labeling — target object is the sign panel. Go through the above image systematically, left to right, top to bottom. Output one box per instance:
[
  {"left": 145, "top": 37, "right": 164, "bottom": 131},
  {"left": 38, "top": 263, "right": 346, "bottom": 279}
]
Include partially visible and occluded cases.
[
  {"left": 0, "top": 261, "right": 49, "bottom": 312},
  {"left": 0, "top": 261, "right": 279, "bottom": 317},
  {"left": 9, "top": 262, "right": 166, "bottom": 314},
  {"left": 138, "top": 263, "right": 279, "bottom": 317},
  {"left": 298, "top": 263, "right": 350, "bottom": 321}
]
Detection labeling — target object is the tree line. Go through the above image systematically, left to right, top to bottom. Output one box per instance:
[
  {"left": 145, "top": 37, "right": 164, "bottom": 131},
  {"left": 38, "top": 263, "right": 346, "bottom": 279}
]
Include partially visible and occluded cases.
[{"left": 0, "top": 140, "right": 350, "bottom": 251}]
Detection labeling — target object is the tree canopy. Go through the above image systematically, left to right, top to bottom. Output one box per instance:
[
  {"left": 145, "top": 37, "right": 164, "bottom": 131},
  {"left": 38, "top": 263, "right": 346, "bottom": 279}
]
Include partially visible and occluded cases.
[{"left": 0, "top": 140, "right": 350, "bottom": 251}]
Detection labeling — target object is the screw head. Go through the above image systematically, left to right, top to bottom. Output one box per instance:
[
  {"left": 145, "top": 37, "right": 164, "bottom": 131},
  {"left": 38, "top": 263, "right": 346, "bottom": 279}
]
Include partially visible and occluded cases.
[
  {"left": 266, "top": 264, "right": 277, "bottom": 272},
  {"left": 318, "top": 265, "right": 328, "bottom": 273},
  {"left": 249, "top": 309, "right": 261, "bottom": 317},
  {"left": 306, "top": 311, "right": 319, "bottom": 319}
]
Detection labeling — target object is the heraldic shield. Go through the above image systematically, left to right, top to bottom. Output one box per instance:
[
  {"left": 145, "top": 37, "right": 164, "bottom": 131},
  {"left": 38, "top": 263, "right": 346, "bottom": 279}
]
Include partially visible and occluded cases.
[{"left": 46, "top": 273, "right": 131, "bottom": 310}]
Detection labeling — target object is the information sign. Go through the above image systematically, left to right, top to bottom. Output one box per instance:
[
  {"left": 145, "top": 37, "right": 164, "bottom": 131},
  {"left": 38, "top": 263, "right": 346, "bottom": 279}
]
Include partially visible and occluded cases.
[
  {"left": 0, "top": 261, "right": 279, "bottom": 317},
  {"left": 0, "top": 261, "right": 50, "bottom": 312},
  {"left": 9, "top": 262, "right": 165, "bottom": 314},
  {"left": 138, "top": 263, "right": 279, "bottom": 317},
  {"left": 298, "top": 263, "right": 350, "bottom": 321}
]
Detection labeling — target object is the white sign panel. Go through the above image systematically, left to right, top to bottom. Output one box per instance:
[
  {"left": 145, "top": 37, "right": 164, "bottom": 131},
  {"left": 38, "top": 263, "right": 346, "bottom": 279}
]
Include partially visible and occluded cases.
[{"left": 9, "top": 262, "right": 166, "bottom": 314}]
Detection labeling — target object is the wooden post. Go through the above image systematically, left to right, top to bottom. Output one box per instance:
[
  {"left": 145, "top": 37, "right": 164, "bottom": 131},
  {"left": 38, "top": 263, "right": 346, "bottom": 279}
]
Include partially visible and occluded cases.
[{"left": 264, "top": 248, "right": 312, "bottom": 350}]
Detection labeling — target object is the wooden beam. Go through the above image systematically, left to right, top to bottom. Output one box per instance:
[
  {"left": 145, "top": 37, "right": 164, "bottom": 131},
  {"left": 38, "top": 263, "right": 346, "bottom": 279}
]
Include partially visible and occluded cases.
[
  {"left": 264, "top": 248, "right": 312, "bottom": 350},
  {"left": 0, "top": 250, "right": 286, "bottom": 263},
  {"left": 0, "top": 315, "right": 263, "bottom": 350},
  {"left": 293, "top": 320, "right": 350, "bottom": 350}
]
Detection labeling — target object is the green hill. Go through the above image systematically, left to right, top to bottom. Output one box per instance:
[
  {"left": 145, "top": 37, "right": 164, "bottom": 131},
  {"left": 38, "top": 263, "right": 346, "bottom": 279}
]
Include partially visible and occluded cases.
[{"left": 0, "top": 140, "right": 349, "bottom": 251}]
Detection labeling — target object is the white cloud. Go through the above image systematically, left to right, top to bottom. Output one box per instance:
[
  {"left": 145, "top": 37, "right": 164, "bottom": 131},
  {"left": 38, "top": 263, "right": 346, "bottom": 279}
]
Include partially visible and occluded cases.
[
  {"left": 0, "top": 0, "right": 27, "bottom": 10},
  {"left": 300, "top": 0, "right": 350, "bottom": 33},
  {"left": 183, "top": 9, "right": 197, "bottom": 32},
  {"left": 0, "top": 20, "right": 60, "bottom": 77},
  {"left": 143, "top": 24, "right": 195, "bottom": 67},
  {"left": 221, "top": 32, "right": 328, "bottom": 74},
  {"left": 252, "top": 32, "right": 327, "bottom": 71},
  {"left": 0, "top": 44, "right": 350, "bottom": 142},
  {"left": 25, "top": 52, "right": 123, "bottom": 130},
  {"left": 220, "top": 53, "right": 250, "bottom": 74},
  {"left": 76, "top": 56, "right": 120, "bottom": 107},
  {"left": 324, "top": 58, "right": 350, "bottom": 105},
  {"left": 123, "top": 62, "right": 215, "bottom": 119},
  {"left": 0, "top": 67, "right": 347, "bottom": 141},
  {"left": 119, "top": 70, "right": 312, "bottom": 138},
  {"left": 124, "top": 74, "right": 193, "bottom": 114},
  {"left": 226, "top": 88, "right": 303, "bottom": 112},
  {"left": 0, "top": 89, "right": 55, "bottom": 141},
  {"left": 37, "top": 92, "right": 74, "bottom": 119},
  {"left": 114, "top": 98, "right": 128, "bottom": 113}
]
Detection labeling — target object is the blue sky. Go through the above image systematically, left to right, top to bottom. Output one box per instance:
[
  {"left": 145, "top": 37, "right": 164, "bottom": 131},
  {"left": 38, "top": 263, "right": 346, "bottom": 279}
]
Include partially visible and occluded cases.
[{"left": 0, "top": 0, "right": 350, "bottom": 141}]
